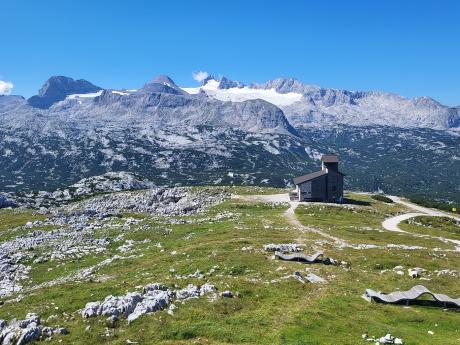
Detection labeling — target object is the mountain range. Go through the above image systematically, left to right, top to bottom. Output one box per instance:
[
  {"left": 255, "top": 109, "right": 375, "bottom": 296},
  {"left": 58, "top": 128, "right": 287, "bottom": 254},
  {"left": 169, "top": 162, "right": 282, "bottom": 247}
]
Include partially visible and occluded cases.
[
  {"left": 0, "top": 74, "right": 459, "bottom": 202},
  {"left": 185, "top": 75, "right": 460, "bottom": 130}
]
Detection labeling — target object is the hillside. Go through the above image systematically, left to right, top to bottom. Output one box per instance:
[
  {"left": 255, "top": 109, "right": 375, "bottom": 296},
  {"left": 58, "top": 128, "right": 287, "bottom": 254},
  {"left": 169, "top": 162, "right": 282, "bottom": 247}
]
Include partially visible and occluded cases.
[
  {"left": 1, "top": 75, "right": 459, "bottom": 204},
  {"left": 1, "top": 125, "right": 459, "bottom": 204},
  {"left": 1, "top": 187, "right": 459, "bottom": 344}
]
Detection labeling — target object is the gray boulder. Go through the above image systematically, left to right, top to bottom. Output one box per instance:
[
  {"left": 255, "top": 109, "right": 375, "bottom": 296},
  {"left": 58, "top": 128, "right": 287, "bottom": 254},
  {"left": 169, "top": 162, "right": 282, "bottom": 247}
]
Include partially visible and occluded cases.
[
  {"left": 82, "top": 282, "right": 219, "bottom": 324},
  {"left": 175, "top": 284, "right": 200, "bottom": 300},
  {"left": 127, "top": 290, "right": 171, "bottom": 323},
  {"left": 97, "top": 292, "right": 143, "bottom": 318},
  {"left": 0, "top": 313, "right": 66, "bottom": 345}
]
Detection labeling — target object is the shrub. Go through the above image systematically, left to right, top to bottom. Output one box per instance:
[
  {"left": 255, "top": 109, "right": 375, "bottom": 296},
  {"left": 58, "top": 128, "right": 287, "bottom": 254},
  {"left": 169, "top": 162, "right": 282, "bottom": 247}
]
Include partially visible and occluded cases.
[
  {"left": 371, "top": 194, "right": 393, "bottom": 203},
  {"left": 408, "top": 196, "right": 459, "bottom": 214}
]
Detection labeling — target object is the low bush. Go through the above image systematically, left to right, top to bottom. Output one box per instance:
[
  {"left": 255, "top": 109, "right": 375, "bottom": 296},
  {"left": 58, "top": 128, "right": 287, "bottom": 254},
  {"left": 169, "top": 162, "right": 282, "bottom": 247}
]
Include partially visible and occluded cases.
[
  {"left": 371, "top": 194, "right": 393, "bottom": 203},
  {"left": 409, "top": 196, "right": 459, "bottom": 214}
]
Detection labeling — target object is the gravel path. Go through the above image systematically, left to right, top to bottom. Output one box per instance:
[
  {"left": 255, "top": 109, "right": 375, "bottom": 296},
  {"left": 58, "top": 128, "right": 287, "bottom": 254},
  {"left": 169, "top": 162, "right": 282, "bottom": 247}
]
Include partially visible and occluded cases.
[
  {"left": 236, "top": 192, "right": 460, "bottom": 252},
  {"left": 234, "top": 193, "right": 349, "bottom": 247},
  {"left": 382, "top": 195, "right": 460, "bottom": 250},
  {"left": 388, "top": 195, "right": 460, "bottom": 220},
  {"left": 283, "top": 199, "right": 349, "bottom": 248},
  {"left": 382, "top": 212, "right": 426, "bottom": 233}
]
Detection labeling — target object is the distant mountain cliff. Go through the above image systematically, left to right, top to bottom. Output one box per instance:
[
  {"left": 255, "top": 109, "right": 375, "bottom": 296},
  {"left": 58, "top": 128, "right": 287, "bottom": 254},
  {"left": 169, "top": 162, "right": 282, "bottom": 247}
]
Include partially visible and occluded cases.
[
  {"left": 0, "top": 74, "right": 459, "bottom": 202},
  {"left": 2, "top": 75, "right": 294, "bottom": 135},
  {"left": 27, "top": 76, "right": 102, "bottom": 109},
  {"left": 189, "top": 76, "right": 460, "bottom": 130}
]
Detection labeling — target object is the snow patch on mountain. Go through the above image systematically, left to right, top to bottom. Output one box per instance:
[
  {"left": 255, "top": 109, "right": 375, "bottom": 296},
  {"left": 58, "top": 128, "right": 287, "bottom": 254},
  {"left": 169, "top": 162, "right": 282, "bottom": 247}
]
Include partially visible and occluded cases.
[
  {"left": 183, "top": 76, "right": 460, "bottom": 130},
  {"left": 182, "top": 79, "right": 303, "bottom": 107},
  {"left": 67, "top": 90, "right": 104, "bottom": 99},
  {"left": 111, "top": 90, "right": 131, "bottom": 96}
]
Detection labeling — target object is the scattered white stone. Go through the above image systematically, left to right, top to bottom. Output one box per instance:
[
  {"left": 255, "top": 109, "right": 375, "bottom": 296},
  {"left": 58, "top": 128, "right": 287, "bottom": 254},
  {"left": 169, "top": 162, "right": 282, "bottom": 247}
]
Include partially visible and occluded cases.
[
  {"left": 117, "top": 240, "right": 135, "bottom": 253},
  {"left": 263, "top": 243, "right": 303, "bottom": 253},
  {"left": 0, "top": 254, "right": 31, "bottom": 297},
  {"left": 408, "top": 267, "right": 425, "bottom": 278},
  {"left": 434, "top": 269, "right": 459, "bottom": 277},
  {"left": 82, "top": 282, "right": 218, "bottom": 323},
  {"left": 199, "top": 283, "right": 217, "bottom": 296},
  {"left": 175, "top": 284, "right": 200, "bottom": 300},
  {"left": 127, "top": 290, "right": 171, "bottom": 323},
  {"left": 82, "top": 292, "right": 143, "bottom": 319},
  {"left": 167, "top": 304, "right": 176, "bottom": 316},
  {"left": 0, "top": 313, "right": 67, "bottom": 344},
  {"left": 362, "top": 333, "right": 404, "bottom": 344}
]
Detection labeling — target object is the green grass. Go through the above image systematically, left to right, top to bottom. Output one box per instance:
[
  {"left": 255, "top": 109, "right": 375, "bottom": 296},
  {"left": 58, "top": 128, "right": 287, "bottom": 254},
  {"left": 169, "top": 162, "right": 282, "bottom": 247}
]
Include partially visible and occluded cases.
[
  {"left": 218, "top": 185, "right": 290, "bottom": 195},
  {"left": 0, "top": 190, "right": 459, "bottom": 344},
  {"left": 294, "top": 193, "right": 454, "bottom": 249},
  {"left": 371, "top": 194, "right": 394, "bottom": 203},
  {"left": 0, "top": 208, "right": 47, "bottom": 241},
  {"left": 400, "top": 216, "right": 460, "bottom": 240}
]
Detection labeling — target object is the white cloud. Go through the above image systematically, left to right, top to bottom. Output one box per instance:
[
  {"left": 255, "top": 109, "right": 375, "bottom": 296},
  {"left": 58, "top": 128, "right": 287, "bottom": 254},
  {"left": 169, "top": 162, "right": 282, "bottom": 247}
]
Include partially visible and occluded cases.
[
  {"left": 192, "top": 71, "right": 209, "bottom": 83},
  {"left": 0, "top": 80, "right": 13, "bottom": 95}
]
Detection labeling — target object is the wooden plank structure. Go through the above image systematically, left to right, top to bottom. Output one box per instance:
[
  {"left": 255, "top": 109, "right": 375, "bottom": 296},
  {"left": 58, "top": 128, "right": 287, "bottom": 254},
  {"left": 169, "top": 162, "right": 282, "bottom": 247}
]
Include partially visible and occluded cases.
[
  {"left": 274, "top": 251, "right": 324, "bottom": 263},
  {"left": 364, "top": 285, "right": 460, "bottom": 308}
]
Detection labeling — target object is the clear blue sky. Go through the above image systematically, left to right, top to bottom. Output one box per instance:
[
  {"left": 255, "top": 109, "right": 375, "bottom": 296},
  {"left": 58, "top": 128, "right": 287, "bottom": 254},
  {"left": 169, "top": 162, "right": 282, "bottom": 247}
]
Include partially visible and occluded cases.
[{"left": 2, "top": 0, "right": 459, "bottom": 105}]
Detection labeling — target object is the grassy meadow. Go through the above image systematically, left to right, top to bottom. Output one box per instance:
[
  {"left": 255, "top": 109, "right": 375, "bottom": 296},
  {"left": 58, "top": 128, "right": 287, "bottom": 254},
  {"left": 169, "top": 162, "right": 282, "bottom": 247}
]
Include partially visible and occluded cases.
[{"left": 0, "top": 189, "right": 459, "bottom": 344}]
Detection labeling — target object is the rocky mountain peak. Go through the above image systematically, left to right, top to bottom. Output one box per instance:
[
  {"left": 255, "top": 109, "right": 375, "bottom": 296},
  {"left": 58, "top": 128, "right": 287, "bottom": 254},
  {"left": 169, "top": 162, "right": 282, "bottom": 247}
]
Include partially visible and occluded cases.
[
  {"left": 200, "top": 74, "right": 217, "bottom": 86},
  {"left": 140, "top": 75, "right": 186, "bottom": 95},
  {"left": 149, "top": 75, "right": 177, "bottom": 86},
  {"left": 28, "top": 76, "right": 101, "bottom": 109},
  {"left": 217, "top": 76, "right": 244, "bottom": 90},
  {"left": 251, "top": 77, "right": 318, "bottom": 94},
  {"left": 411, "top": 96, "right": 442, "bottom": 108}
]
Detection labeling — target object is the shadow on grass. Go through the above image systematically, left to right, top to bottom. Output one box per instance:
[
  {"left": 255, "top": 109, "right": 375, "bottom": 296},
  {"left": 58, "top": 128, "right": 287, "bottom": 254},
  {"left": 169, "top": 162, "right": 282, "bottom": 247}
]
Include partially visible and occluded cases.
[
  {"left": 342, "top": 198, "right": 371, "bottom": 206},
  {"left": 372, "top": 299, "right": 460, "bottom": 310}
]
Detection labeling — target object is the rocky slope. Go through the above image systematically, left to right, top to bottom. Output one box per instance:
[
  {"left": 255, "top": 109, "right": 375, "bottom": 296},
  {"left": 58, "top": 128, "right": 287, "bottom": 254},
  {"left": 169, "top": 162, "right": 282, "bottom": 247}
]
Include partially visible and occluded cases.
[
  {"left": 1, "top": 74, "right": 459, "bottom": 203},
  {"left": 1, "top": 75, "right": 294, "bottom": 135},
  {"left": 27, "top": 76, "right": 102, "bottom": 109},
  {"left": 189, "top": 76, "right": 460, "bottom": 130}
]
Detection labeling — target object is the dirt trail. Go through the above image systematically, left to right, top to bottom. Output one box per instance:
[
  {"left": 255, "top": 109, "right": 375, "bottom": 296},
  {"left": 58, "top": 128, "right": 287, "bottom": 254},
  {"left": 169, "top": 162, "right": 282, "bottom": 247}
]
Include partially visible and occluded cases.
[
  {"left": 234, "top": 193, "right": 349, "bottom": 247},
  {"left": 235, "top": 193, "right": 460, "bottom": 252},
  {"left": 382, "top": 195, "right": 460, "bottom": 250},
  {"left": 388, "top": 196, "right": 460, "bottom": 221},
  {"left": 283, "top": 199, "right": 349, "bottom": 248}
]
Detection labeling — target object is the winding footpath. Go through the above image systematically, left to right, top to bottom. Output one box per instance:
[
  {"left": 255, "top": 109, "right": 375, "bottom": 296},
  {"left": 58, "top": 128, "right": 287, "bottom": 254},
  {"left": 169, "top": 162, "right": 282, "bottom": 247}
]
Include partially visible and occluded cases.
[
  {"left": 234, "top": 193, "right": 350, "bottom": 248},
  {"left": 235, "top": 193, "right": 460, "bottom": 252},
  {"left": 382, "top": 195, "right": 460, "bottom": 250}
]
